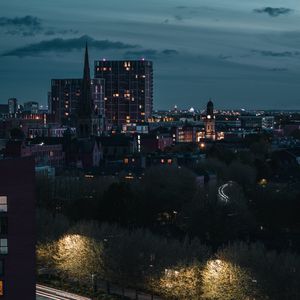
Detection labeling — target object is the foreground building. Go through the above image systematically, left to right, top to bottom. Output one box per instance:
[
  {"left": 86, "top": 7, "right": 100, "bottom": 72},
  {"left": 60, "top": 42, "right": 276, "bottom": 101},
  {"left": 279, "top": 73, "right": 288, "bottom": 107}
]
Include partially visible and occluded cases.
[
  {"left": 94, "top": 59, "right": 153, "bottom": 129},
  {"left": 0, "top": 157, "right": 35, "bottom": 299}
]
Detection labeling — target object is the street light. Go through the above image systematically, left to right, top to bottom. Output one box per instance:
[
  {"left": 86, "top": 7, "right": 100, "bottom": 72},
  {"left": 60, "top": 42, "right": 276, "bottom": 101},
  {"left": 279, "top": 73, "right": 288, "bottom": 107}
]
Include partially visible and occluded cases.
[{"left": 91, "top": 273, "right": 97, "bottom": 294}]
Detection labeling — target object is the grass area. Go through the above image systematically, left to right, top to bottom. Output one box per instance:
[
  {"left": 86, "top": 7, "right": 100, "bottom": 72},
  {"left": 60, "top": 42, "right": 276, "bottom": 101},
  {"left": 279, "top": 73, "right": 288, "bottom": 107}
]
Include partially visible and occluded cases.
[{"left": 38, "top": 276, "right": 128, "bottom": 300}]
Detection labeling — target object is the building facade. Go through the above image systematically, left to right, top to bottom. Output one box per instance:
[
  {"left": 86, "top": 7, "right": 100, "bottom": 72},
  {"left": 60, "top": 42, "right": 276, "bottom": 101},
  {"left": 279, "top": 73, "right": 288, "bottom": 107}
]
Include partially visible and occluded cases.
[
  {"left": 50, "top": 45, "right": 105, "bottom": 136},
  {"left": 94, "top": 60, "right": 153, "bottom": 129},
  {"left": 50, "top": 78, "right": 104, "bottom": 129},
  {"left": 7, "top": 99, "right": 17, "bottom": 116},
  {"left": 204, "top": 100, "right": 216, "bottom": 140},
  {"left": 23, "top": 101, "right": 39, "bottom": 114},
  {"left": 0, "top": 157, "right": 35, "bottom": 299}
]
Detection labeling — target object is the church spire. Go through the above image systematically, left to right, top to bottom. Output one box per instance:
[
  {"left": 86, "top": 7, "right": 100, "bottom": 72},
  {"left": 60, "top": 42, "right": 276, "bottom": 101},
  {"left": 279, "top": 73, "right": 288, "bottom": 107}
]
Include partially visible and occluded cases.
[
  {"left": 77, "top": 42, "right": 100, "bottom": 138},
  {"left": 78, "top": 42, "right": 92, "bottom": 118},
  {"left": 83, "top": 42, "right": 91, "bottom": 81}
]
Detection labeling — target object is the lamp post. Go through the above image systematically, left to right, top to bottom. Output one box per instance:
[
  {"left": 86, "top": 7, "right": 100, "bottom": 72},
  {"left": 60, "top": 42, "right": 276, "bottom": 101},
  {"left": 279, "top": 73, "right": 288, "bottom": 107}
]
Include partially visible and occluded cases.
[
  {"left": 149, "top": 253, "right": 156, "bottom": 300},
  {"left": 91, "top": 273, "right": 97, "bottom": 294}
]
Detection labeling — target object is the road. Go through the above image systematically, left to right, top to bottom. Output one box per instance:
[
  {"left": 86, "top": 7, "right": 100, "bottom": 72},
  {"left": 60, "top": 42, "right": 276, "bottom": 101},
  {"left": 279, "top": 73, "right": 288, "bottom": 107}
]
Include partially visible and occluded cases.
[
  {"left": 218, "top": 182, "right": 230, "bottom": 203},
  {"left": 36, "top": 283, "right": 162, "bottom": 300},
  {"left": 36, "top": 284, "right": 91, "bottom": 300}
]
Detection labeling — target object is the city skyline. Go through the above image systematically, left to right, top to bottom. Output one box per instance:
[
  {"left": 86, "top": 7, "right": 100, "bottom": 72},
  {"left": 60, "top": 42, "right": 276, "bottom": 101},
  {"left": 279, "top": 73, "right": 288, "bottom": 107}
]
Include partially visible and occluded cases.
[{"left": 0, "top": 0, "right": 300, "bottom": 110}]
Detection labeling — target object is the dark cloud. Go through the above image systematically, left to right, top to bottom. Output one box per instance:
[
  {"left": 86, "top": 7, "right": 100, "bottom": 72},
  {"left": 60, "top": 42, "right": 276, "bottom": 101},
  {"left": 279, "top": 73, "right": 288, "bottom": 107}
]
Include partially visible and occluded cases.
[
  {"left": 254, "top": 7, "right": 293, "bottom": 17},
  {"left": 0, "top": 15, "right": 42, "bottom": 36},
  {"left": 0, "top": 15, "right": 79, "bottom": 36},
  {"left": 0, "top": 15, "right": 41, "bottom": 27},
  {"left": 174, "top": 15, "right": 184, "bottom": 21},
  {"left": 44, "top": 29, "right": 79, "bottom": 36},
  {"left": 2, "top": 35, "right": 138, "bottom": 57},
  {"left": 124, "top": 49, "right": 179, "bottom": 59},
  {"left": 124, "top": 49, "right": 157, "bottom": 59},
  {"left": 161, "top": 49, "right": 179, "bottom": 55},
  {"left": 252, "top": 49, "right": 300, "bottom": 57},
  {"left": 218, "top": 54, "right": 232, "bottom": 60},
  {"left": 269, "top": 68, "right": 288, "bottom": 72}
]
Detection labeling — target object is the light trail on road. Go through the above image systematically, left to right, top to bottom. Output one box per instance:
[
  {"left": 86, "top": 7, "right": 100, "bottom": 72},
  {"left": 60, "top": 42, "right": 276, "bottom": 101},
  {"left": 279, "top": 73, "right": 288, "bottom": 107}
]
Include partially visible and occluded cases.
[
  {"left": 218, "top": 182, "right": 231, "bottom": 203},
  {"left": 36, "top": 284, "right": 91, "bottom": 300}
]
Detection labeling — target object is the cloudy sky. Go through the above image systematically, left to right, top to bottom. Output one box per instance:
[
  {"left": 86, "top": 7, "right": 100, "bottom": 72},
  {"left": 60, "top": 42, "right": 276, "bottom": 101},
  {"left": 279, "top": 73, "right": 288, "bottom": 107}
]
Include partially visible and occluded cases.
[{"left": 0, "top": 0, "right": 299, "bottom": 110}]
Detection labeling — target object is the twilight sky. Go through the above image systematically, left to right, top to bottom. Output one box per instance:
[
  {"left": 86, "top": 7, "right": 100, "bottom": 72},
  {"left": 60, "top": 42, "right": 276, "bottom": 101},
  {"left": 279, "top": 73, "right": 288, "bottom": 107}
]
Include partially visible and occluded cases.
[{"left": 0, "top": 0, "right": 300, "bottom": 110}]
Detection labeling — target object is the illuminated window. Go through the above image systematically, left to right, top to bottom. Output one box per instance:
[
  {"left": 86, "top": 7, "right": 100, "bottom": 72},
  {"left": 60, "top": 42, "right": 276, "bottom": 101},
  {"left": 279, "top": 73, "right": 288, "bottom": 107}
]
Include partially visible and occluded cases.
[
  {"left": 124, "top": 158, "right": 129, "bottom": 164},
  {"left": 0, "top": 197, "right": 7, "bottom": 213},
  {"left": 0, "top": 239, "right": 8, "bottom": 255},
  {"left": 0, "top": 280, "right": 3, "bottom": 296}
]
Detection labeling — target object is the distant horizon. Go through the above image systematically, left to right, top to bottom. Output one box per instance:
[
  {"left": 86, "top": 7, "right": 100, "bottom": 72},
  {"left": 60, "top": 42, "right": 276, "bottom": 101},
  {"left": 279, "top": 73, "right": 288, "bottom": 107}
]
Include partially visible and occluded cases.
[{"left": 2, "top": 97, "right": 300, "bottom": 113}]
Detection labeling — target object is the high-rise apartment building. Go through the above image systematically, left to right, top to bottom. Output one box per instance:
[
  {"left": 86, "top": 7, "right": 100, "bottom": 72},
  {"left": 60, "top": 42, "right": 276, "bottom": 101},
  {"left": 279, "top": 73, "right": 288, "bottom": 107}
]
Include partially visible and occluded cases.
[
  {"left": 94, "top": 60, "right": 153, "bottom": 129},
  {"left": 7, "top": 98, "right": 17, "bottom": 116},
  {"left": 24, "top": 101, "right": 39, "bottom": 114},
  {"left": 0, "top": 157, "right": 36, "bottom": 299}
]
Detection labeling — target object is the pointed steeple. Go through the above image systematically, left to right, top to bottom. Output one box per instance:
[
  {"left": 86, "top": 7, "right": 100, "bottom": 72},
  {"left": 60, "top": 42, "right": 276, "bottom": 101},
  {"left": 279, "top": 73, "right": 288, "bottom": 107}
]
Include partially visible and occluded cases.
[
  {"left": 77, "top": 42, "right": 100, "bottom": 138},
  {"left": 79, "top": 42, "right": 92, "bottom": 117},
  {"left": 83, "top": 42, "right": 91, "bottom": 81},
  {"left": 207, "top": 98, "right": 214, "bottom": 116}
]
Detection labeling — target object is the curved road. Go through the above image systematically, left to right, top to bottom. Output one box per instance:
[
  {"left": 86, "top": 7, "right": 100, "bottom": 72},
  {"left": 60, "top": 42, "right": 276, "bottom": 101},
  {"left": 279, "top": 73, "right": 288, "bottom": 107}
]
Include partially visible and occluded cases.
[{"left": 218, "top": 181, "right": 235, "bottom": 203}]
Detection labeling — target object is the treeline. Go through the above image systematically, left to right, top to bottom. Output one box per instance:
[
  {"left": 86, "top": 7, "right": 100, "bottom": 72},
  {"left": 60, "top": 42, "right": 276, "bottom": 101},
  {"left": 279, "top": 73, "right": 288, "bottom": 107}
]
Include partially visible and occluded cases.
[
  {"left": 36, "top": 157, "right": 300, "bottom": 299},
  {"left": 36, "top": 162, "right": 300, "bottom": 250},
  {"left": 37, "top": 221, "right": 300, "bottom": 300}
]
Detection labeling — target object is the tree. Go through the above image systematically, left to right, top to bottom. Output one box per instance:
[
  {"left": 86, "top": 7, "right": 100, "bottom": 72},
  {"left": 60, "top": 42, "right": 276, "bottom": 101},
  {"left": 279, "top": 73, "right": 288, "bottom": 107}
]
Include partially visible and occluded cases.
[
  {"left": 9, "top": 127, "right": 25, "bottom": 140},
  {"left": 227, "top": 161, "right": 257, "bottom": 188},
  {"left": 137, "top": 165, "right": 197, "bottom": 227},
  {"left": 36, "top": 208, "right": 70, "bottom": 242},
  {"left": 54, "top": 234, "right": 103, "bottom": 281},
  {"left": 216, "top": 242, "right": 300, "bottom": 300},
  {"left": 201, "top": 258, "right": 263, "bottom": 300},
  {"left": 155, "top": 263, "right": 202, "bottom": 299}
]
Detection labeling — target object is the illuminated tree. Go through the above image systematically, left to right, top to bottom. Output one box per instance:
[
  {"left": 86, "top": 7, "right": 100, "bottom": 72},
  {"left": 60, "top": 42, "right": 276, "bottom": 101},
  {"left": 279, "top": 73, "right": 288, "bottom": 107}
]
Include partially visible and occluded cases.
[
  {"left": 54, "top": 234, "right": 103, "bottom": 280},
  {"left": 36, "top": 241, "right": 58, "bottom": 270},
  {"left": 218, "top": 242, "right": 300, "bottom": 300},
  {"left": 201, "top": 259, "right": 263, "bottom": 300},
  {"left": 152, "top": 263, "right": 202, "bottom": 300}
]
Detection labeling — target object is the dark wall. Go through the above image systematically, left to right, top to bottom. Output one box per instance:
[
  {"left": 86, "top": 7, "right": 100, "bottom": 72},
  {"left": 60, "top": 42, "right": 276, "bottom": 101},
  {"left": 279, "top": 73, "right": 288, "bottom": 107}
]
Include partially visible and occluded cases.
[{"left": 0, "top": 157, "right": 35, "bottom": 299}]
